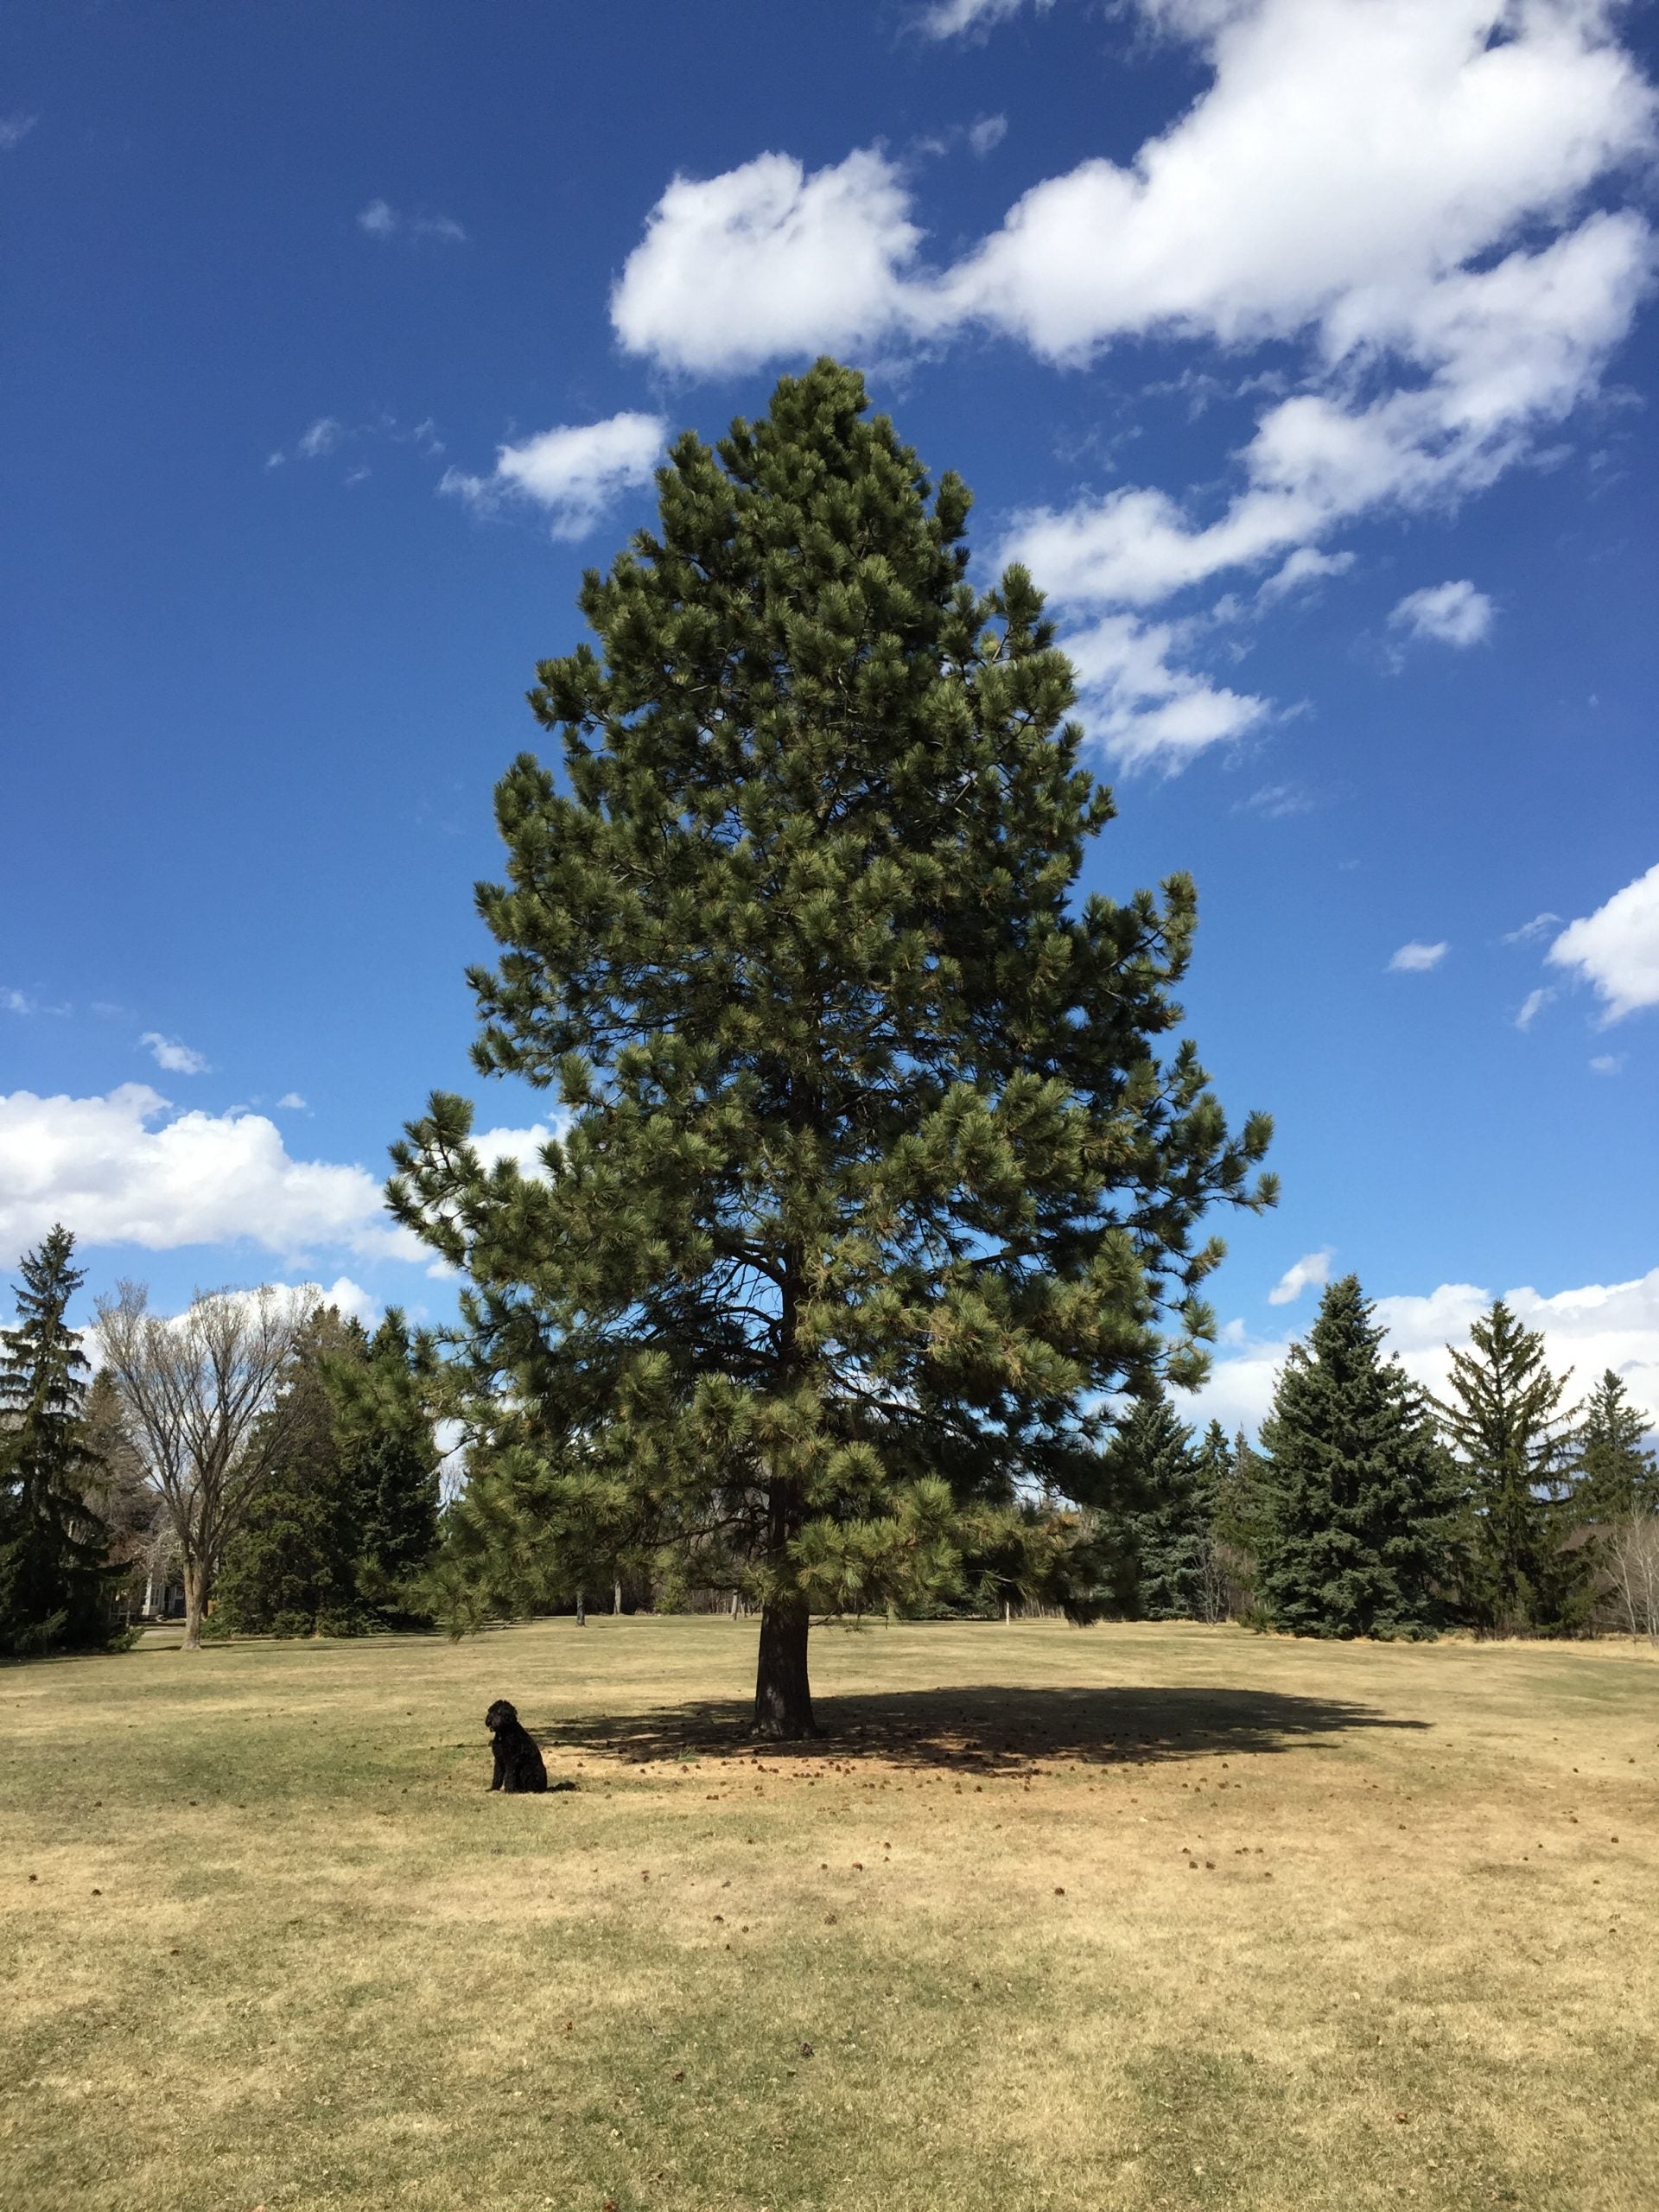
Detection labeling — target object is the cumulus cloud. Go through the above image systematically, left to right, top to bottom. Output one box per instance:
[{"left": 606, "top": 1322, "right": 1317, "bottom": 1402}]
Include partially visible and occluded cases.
[
  {"left": 613, "top": 0, "right": 1656, "bottom": 766},
  {"left": 357, "top": 199, "right": 467, "bottom": 244},
  {"left": 441, "top": 412, "right": 666, "bottom": 540},
  {"left": 297, "top": 416, "right": 344, "bottom": 460},
  {"left": 1389, "top": 579, "right": 1496, "bottom": 647},
  {"left": 1062, "top": 611, "right": 1269, "bottom": 769},
  {"left": 1548, "top": 860, "right": 1659, "bottom": 1022},
  {"left": 1389, "top": 940, "right": 1449, "bottom": 973},
  {"left": 139, "top": 1033, "right": 209, "bottom": 1076},
  {"left": 1589, "top": 1052, "right": 1625, "bottom": 1075},
  {"left": 0, "top": 1085, "right": 417, "bottom": 1266},
  {"left": 0, "top": 1089, "right": 571, "bottom": 1271},
  {"left": 276, "top": 1092, "right": 308, "bottom": 1111},
  {"left": 1267, "top": 1248, "right": 1334, "bottom": 1306},
  {"left": 1180, "top": 1267, "right": 1659, "bottom": 1435}
]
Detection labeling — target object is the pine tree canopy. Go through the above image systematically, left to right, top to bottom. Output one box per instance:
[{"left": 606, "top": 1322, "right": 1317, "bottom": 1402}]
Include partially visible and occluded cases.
[
  {"left": 389, "top": 359, "right": 1274, "bottom": 1732},
  {"left": 0, "top": 1224, "right": 120, "bottom": 1655},
  {"left": 1257, "top": 1274, "right": 1456, "bottom": 1639},
  {"left": 1433, "top": 1299, "right": 1587, "bottom": 1632},
  {"left": 1572, "top": 1369, "right": 1658, "bottom": 1523}
]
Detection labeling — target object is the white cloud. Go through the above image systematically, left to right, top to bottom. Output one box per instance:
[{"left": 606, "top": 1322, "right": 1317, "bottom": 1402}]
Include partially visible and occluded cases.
[
  {"left": 918, "top": 0, "right": 1051, "bottom": 35},
  {"left": 612, "top": 1, "right": 1656, "bottom": 766},
  {"left": 0, "top": 112, "right": 39, "bottom": 150},
  {"left": 969, "top": 114, "right": 1009, "bottom": 157},
  {"left": 613, "top": 150, "right": 929, "bottom": 376},
  {"left": 357, "top": 199, "right": 467, "bottom": 244},
  {"left": 441, "top": 412, "right": 666, "bottom": 540},
  {"left": 296, "top": 416, "right": 344, "bottom": 460},
  {"left": 1255, "top": 546, "right": 1355, "bottom": 607},
  {"left": 1389, "top": 578, "right": 1496, "bottom": 647},
  {"left": 1062, "top": 610, "right": 1269, "bottom": 769},
  {"left": 1236, "top": 780, "right": 1313, "bottom": 819},
  {"left": 1547, "top": 861, "right": 1659, "bottom": 1022},
  {"left": 1503, "top": 910, "right": 1563, "bottom": 945},
  {"left": 1389, "top": 940, "right": 1449, "bottom": 973},
  {"left": 1516, "top": 985, "right": 1557, "bottom": 1030},
  {"left": 4, "top": 988, "right": 38, "bottom": 1014},
  {"left": 139, "top": 1032, "right": 209, "bottom": 1076},
  {"left": 1589, "top": 1052, "right": 1625, "bottom": 1075},
  {"left": 0, "top": 1085, "right": 421, "bottom": 1267},
  {"left": 276, "top": 1092, "right": 308, "bottom": 1111},
  {"left": 470, "top": 1120, "right": 567, "bottom": 1177},
  {"left": 1267, "top": 1247, "right": 1334, "bottom": 1306},
  {"left": 1180, "top": 1267, "right": 1659, "bottom": 1435}
]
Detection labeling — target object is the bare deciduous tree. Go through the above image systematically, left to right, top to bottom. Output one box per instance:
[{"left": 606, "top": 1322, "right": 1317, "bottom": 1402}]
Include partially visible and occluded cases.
[
  {"left": 94, "top": 1283, "right": 313, "bottom": 1649},
  {"left": 1606, "top": 1514, "right": 1659, "bottom": 1643}
]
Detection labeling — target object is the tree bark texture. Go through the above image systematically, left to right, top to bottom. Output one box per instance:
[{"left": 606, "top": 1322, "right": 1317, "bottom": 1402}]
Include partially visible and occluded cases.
[
  {"left": 181, "top": 1560, "right": 207, "bottom": 1651},
  {"left": 753, "top": 1595, "right": 817, "bottom": 1738}
]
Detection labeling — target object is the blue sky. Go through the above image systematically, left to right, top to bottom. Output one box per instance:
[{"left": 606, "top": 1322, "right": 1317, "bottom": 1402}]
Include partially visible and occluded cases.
[{"left": 3, "top": 0, "right": 1656, "bottom": 1428}]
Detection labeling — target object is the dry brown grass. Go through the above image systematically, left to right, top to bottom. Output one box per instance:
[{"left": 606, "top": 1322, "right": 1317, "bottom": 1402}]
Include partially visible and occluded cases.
[{"left": 2, "top": 1616, "right": 1656, "bottom": 2211}]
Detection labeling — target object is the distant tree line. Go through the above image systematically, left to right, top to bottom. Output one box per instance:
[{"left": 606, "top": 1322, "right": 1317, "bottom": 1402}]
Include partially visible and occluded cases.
[
  {"left": 0, "top": 1225, "right": 442, "bottom": 1658},
  {"left": 1096, "top": 1274, "right": 1658, "bottom": 1641}
]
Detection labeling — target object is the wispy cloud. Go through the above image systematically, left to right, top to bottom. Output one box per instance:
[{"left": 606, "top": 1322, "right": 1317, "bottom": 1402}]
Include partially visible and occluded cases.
[
  {"left": 0, "top": 112, "right": 39, "bottom": 151},
  {"left": 356, "top": 198, "right": 467, "bottom": 245},
  {"left": 1389, "top": 579, "right": 1495, "bottom": 650},
  {"left": 1503, "top": 911, "right": 1562, "bottom": 946},
  {"left": 1389, "top": 940, "right": 1448, "bottom": 974},
  {"left": 1516, "top": 986, "right": 1556, "bottom": 1031},
  {"left": 139, "top": 1032, "right": 209, "bottom": 1076}
]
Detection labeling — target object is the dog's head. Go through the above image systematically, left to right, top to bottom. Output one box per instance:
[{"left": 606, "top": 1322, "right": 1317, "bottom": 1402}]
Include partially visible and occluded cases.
[{"left": 485, "top": 1699, "right": 518, "bottom": 1735}]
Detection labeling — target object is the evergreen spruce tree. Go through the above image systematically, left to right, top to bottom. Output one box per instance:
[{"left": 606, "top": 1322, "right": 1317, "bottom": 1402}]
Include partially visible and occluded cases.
[
  {"left": 390, "top": 360, "right": 1274, "bottom": 1735},
  {"left": 0, "top": 1226, "right": 120, "bottom": 1655},
  {"left": 1257, "top": 1275, "right": 1456, "bottom": 1638},
  {"left": 1433, "top": 1300, "right": 1587, "bottom": 1632},
  {"left": 214, "top": 1308, "right": 366, "bottom": 1637},
  {"left": 327, "top": 1310, "right": 442, "bottom": 1619},
  {"left": 1571, "top": 1370, "right": 1658, "bottom": 1523},
  {"left": 1107, "top": 1390, "right": 1211, "bottom": 1618}
]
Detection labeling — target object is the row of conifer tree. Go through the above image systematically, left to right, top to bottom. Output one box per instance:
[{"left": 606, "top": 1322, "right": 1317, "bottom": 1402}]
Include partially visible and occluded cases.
[
  {"left": 1, "top": 1231, "right": 1653, "bottom": 1657},
  {"left": 1109, "top": 1274, "right": 1656, "bottom": 1639}
]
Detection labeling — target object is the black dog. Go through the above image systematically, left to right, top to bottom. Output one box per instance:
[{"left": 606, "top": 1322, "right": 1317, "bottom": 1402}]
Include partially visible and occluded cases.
[{"left": 485, "top": 1699, "right": 548, "bottom": 1794}]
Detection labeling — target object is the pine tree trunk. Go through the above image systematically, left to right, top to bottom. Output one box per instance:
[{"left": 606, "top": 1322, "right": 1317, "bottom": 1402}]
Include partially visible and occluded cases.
[
  {"left": 181, "top": 1560, "right": 207, "bottom": 1652},
  {"left": 613, "top": 1576, "right": 622, "bottom": 1616},
  {"left": 575, "top": 1588, "right": 585, "bottom": 1627},
  {"left": 753, "top": 1596, "right": 817, "bottom": 1738}
]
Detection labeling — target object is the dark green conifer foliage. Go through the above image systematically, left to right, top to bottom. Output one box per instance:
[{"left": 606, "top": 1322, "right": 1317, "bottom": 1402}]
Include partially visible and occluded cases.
[
  {"left": 390, "top": 359, "right": 1274, "bottom": 1734},
  {"left": 0, "top": 1226, "right": 120, "bottom": 1655},
  {"left": 1257, "top": 1274, "right": 1455, "bottom": 1638},
  {"left": 1433, "top": 1299, "right": 1587, "bottom": 1632},
  {"left": 214, "top": 1309, "right": 365, "bottom": 1637},
  {"left": 216, "top": 1309, "right": 442, "bottom": 1636},
  {"left": 327, "top": 1311, "right": 442, "bottom": 1616},
  {"left": 1571, "top": 1369, "right": 1658, "bottom": 1522},
  {"left": 1107, "top": 1390, "right": 1211, "bottom": 1618}
]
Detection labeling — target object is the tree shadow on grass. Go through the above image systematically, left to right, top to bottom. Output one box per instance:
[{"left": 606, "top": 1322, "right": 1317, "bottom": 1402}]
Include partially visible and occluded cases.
[{"left": 517, "top": 1682, "right": 1430, "bottom": 1772}]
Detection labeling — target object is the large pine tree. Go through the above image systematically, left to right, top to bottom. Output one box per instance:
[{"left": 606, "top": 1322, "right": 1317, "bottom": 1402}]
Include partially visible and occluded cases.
[
  {"left": 390, "top": 360, "right": 1274, "bottom": 1735},
  {"left": 0, "top": 1226, "right": 120, "bottom": 1656},
  {"left": 1257, "top": 1274, "right": 1456, "bottom": 1638},
  {"left": 1434, "top": 1300, "right": 1586, "bottom": 1632}
]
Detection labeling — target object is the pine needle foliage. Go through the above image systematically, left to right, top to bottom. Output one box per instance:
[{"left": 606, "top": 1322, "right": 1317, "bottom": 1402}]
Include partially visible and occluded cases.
[
  {"left": 389, "top": 359, "right": 1274, "bottom": 1732},
  {"left": 0, "top": 1225, "right": 122, "bottom": 1656},
  {"left": 1257, "top": 1275, "right": 1457, "bottom": 1639},
  {"left": 1433, "top": 1299, "right": 1587, "bottom": 1633}
]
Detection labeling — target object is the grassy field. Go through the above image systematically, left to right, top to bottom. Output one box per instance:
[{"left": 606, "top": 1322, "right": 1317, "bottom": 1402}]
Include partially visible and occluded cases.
[{"left": 2, "top": 1618, "right": 1655, "bottom": 2212}]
